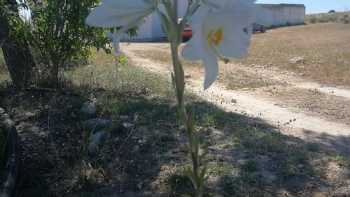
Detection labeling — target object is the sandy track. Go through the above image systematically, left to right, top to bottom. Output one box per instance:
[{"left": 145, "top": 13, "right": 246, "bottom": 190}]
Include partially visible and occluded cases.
[
  {"left": 122, "top": 43, "right": 350, "bottom": 146},
  {"left": 295, "top": 82, "right": 350, "bottom": 99}
]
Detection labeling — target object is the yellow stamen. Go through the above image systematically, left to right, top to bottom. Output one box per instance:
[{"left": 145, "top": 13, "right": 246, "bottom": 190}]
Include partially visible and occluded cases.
[{"left": 208, "top": 28, "right": 224, "bottom": 46}]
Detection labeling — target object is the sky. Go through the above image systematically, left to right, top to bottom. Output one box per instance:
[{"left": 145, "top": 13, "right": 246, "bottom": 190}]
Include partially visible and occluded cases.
[{"left": 257, "top": 0, "right": 350, "bottom": 14}]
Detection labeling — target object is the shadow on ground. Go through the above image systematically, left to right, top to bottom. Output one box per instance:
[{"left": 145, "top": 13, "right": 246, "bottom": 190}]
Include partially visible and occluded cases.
[
  {"left": 0, "top": 84, "right": 349, "bottom": 197},
  {"left": 302, "top": 129, "right": 350, "bottom": 158}
]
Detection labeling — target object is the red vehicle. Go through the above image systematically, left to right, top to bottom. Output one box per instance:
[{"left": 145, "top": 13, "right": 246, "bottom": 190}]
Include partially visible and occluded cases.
[
  {"left": 178, "top": 18, "right": 192, "bottom": 41},
  {"left": 181, "top": 23, "right": 266, "bottom": 41},
  {"left": 182, "top": 24, "right": 193, "bottom": 41}
]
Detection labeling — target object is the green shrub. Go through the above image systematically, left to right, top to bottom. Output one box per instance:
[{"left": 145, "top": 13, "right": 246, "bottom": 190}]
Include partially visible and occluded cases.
[
  {"left": 22, "top": 0, "right": 110, "bottom": 87},
  {"left": 306, "top": 12, "right": 350, "bottom": 24},
  {"left": 341, "top": 14, "right": 350, "bottom": 24},
  {"left": 309, "top": 17, "right": 317, "bottom": 24},
  {"left": 0, "top": 49, "right": 5, "bottom": 73}
]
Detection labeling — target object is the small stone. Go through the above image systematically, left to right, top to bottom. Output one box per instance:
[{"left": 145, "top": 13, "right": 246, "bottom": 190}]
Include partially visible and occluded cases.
[
  {"left": 289, "top": 56, "right": 305, "bottom": 64},
  {"left": 185, "top": 74, "right": 192, "bottom": 79},
  {"left": 80, "top": 101, "right": 97, "bottom": 119},
  {"left": 24, "top": 112, "right": 35, "bottom": 118},
  {"left": 120, "top": 115, "right": 129, "bottom": 121},
  {"left": 83, "top": 118, "right": 112, "bottom": 133},
  {"left": 122, "top": 122, "right": 134, "bottom": 129},
  {"left": 88, "top": 130, "right": 110, "bottom": 154},
  {"left": 133, "top": 145, "right": 140, "bottom": 152},
  {"left": 237, "top": 159, "right": 248, "bottom": 165},
  {"left": 260, "top": 170, "right": 277, "bottom": 184},
  {"left": 137, "top": 182, "right": 143, "bottom": 189},
  {"left": 333, "top": 186, "right": 350, "bottom": 197}
]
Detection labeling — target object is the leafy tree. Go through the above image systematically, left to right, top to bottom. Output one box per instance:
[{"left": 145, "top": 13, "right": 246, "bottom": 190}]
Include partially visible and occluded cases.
[
  {"left": 0, "top": 0, "right": 36, "bottom": 89},
  {"left": 27, "top": 0, "right": 110, "bottom": 87}
]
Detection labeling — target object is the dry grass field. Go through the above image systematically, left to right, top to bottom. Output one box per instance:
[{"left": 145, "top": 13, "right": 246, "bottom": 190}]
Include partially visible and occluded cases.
[
  {"left": 305, "top": 11, "right": 350, "bottom": 24},
  {"left": 1, "top": 23, "right": 350, "bottom": 196},
  {"left": 124, "top": 23, "right": 350, "bottom": 146},
  {"left": 131, "top": 23, "right": 350, "bottom": 88},
  {"left": 235, "top": 23, "right": 350, "bottom": 87},
  {"left": 1, "top": 50, "right": 350, "bottom": 196}
]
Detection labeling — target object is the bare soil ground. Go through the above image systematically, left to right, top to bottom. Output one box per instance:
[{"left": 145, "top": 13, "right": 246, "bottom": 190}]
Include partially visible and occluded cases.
[
  {"left": 1, "top": 23, "right": 350, "bottom": 196},
  {"left": 121, "top": 23, "right": 350, "bottom": 155},
  {"left": 128, "top": 23, "right": 350, "bottom": 88},
  {"left": 237, "top": 23, "right": 350, "bottom": 87},
  {"left": 1, "top": 48, "right": 350, "bottom": 196},
  {"left": 2, "top": 87, "right": 350, "bottom": 197}
]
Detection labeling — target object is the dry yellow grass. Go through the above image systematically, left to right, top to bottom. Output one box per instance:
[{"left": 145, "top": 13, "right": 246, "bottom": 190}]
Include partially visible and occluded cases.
[
  {"left": 305, "top": 11, "right": 350, "bottom": 24},
  {"left": 235, "top": 23, "right": 350, "bottom": 87},
  {"left": 131, "top": 24, "right": 350, "bottom": 88},
  {"left": 0, "top": 50, "right": 10, "bottom": 83}
]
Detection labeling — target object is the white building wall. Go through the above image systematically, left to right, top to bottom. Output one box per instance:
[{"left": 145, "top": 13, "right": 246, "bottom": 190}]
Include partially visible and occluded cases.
[
  {"left": 125, "top": 0, "right": 188, "bottom": 41},
  {"left": 127, "top": 3, "right": 306, "bottom": 41},
  {"left": 255, "top": 4, "right": 305, "bottom": 27},
  {"left": 255, "top": 6, "right": 273, "bottom": 27},
  {"left": 151, "top": 12, "right": 166, "bottom": 40},
  {"left": 137, "top": 15, "right": 154, "bottom": 40}
]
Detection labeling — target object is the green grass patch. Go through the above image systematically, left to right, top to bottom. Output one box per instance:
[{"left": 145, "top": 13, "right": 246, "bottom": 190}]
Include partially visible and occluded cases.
[
  {"left": 67, "top": 50, "right": 172, "bottom": 97},
  {"left": 235, "top": 128, "right": 315, "bottom": 178},
  {"left": 331, "top": 155, "right": 350, "bottom": 168},
  {"left": 207, "top": 162, "right": 237, "bottom": 177},
  {"left": 166, "top": 174, "right": 195, "bottom": 197},
  {"left": 219, "top": 174, "right": 265, "bottom": 197}
]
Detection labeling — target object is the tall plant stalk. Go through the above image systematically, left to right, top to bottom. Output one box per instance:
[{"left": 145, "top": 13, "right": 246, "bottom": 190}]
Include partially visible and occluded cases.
[{"left": 165, "top": 2, "right": 207, "bottom": 196}]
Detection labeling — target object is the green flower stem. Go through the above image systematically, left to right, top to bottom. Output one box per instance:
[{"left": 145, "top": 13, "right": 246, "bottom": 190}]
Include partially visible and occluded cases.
[
  {"left": 161, "top": 2, "right": 206, "bottom": 196},
  {"left": 170, "top": 34, "right": 205, "bottom": 197}
]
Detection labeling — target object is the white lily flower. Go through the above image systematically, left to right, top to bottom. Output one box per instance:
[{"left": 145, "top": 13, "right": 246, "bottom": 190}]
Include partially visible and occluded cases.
[
  {"left": 16, "top": 0, "right": 32, "bottom": 24},
  {"left": 86, "top": 0, "right": 157, "bottom": 28},
  {"left": 182, "top": 0, "right": 256, "bottom": 89}
]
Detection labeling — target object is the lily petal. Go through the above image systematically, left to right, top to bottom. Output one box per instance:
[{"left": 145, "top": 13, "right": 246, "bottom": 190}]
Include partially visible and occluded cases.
[
  {"left": 16, "top": 0, "right": 32, "bottom": 23},
  {"left": 86, "top": 0, "right": 156, "bottom": 28},
  {"left": 182, "top": 0, "right": 255, "bottom": 90},
  {"left": 202, "top": 0, "right": 229, "bottom": 10},
  {"left": 217, "top": 0, "right": 255, "bottom": 58},
  {"left": 201, "top": 2, "right": 254, "bottom": 59},
  {"left": 181, "top": 5, "right": 210, "bottom": 61},
  {"left": 181, "top": 30, "right": 205, "bottom": 61},
  {"left": 107, "top": 31, "right": 124, "bottom": 56},
  {"left": 112, "top": 33, "right": 122, "bottom": 56},
  {"left": 203, "top": 53, "right": 219, "bottom": 90}
]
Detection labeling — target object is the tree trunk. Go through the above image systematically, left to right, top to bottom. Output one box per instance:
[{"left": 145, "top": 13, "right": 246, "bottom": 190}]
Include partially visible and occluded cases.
[
  {"left": 0, "top": 1, "right": 36, "bottom": 89},
  {"left": 0, "top": 17, "right": 9, "bottom": 46},
  {"left": 1, "top": 40, "right": 35, "bottom": 89},
  {"left": 49, "top": 63, "right": 59, "bottom": 88},
  {"left": 0, "top": 107, "right": 20, "bottom": 197}
]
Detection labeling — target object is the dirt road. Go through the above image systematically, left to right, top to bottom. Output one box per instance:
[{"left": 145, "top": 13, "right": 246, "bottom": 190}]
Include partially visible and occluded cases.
[{"left": 122, "top": 43, "right": 350, "bottom": 154}]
